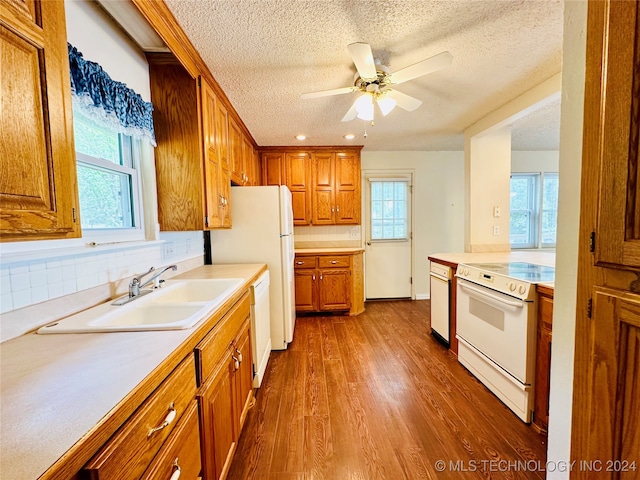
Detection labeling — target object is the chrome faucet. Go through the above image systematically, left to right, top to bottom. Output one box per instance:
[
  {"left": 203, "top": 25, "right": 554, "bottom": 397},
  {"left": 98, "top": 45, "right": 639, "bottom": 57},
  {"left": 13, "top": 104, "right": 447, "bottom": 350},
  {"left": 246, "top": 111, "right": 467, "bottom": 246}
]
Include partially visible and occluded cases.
[{"left": 113, "top": 265, "right": 177, "bottom": 305}]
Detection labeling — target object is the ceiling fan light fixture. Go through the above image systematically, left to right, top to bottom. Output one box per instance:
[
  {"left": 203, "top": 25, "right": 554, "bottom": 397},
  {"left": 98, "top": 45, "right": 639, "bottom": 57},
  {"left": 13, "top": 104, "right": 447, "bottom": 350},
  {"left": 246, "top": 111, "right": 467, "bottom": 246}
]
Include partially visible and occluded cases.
[
  {"left": 355, "top": 94, "right": 374, "bottom": 121},
  {"left": 377, "top": 96, "right": 397, "bottom": 116}
]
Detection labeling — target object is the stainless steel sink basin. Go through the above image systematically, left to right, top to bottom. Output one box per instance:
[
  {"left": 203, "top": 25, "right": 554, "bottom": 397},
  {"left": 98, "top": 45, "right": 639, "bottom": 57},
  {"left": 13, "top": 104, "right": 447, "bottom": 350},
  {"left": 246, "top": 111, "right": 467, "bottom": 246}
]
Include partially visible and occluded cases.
[{"left": 37, "top": 278, "right": 245, "bottom": 334}]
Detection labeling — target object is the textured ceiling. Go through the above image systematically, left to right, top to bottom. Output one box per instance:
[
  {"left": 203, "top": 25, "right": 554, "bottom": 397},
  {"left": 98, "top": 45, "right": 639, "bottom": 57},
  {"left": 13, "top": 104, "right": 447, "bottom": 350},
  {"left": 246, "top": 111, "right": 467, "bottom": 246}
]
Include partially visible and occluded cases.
[{"left": 163, "top": 0, "right": 564, "bottom": 151}]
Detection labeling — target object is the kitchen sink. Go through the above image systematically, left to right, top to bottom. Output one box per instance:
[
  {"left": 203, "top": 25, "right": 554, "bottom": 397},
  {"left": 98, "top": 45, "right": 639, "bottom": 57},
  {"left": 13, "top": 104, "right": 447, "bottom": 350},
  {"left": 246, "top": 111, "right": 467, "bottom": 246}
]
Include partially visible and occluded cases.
[
  {"left": 37, "top": 278, "right": 245, "bottom": 334},
  {"left": 154, "top": 278, "right": 244, "bottom": 303}
]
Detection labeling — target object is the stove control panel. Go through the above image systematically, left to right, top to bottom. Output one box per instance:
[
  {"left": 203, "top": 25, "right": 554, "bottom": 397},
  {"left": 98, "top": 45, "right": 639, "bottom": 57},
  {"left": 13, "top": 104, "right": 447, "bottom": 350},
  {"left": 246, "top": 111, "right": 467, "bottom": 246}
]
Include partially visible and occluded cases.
[{"left": 456, "top": 264, "right": 535, "bottom": 301}]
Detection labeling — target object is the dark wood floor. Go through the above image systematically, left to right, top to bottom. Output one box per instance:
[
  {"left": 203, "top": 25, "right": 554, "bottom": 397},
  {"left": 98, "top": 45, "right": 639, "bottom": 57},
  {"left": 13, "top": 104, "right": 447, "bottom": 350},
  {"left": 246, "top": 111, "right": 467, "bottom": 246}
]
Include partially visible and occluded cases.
[{"left": 227, "top": 300, "right": 547, "bottom": 480}]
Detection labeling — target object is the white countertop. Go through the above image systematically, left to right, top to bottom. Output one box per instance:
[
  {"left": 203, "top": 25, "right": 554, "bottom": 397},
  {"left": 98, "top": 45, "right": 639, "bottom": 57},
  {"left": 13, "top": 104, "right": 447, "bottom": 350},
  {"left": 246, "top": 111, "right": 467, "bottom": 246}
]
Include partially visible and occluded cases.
[{"left": 0, "top": 264, "right": 266, "bottom": 480}]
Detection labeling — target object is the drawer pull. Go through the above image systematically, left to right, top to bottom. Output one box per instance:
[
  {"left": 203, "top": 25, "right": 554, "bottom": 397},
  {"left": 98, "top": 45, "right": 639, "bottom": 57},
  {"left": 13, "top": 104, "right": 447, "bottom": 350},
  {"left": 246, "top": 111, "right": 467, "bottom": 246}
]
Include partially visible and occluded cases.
[
  {"left": 330, "top": 260, "right": 338, "bottom": 264},
  {"left": 296, "top": 261, "right": 304, "bottom": 265},
  {"left": 235, "top": 348, "right": 243, "bottom": 363},
  {"left": 232, "top": 355, "right": 240, "bottom": 371},
  {"left": 147, "top": 403, "right": 176, "bottom": 437},
  {"left": 170, "top": 458, "right": 181, "bottom": 480}
]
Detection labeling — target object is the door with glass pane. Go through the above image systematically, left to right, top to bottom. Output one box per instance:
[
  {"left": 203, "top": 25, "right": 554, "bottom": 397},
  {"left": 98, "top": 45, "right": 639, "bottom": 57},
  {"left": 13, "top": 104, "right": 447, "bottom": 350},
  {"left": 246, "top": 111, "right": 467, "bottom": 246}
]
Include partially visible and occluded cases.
[{"left": 364, "top": 175, "right": 412, "bottom": 299}]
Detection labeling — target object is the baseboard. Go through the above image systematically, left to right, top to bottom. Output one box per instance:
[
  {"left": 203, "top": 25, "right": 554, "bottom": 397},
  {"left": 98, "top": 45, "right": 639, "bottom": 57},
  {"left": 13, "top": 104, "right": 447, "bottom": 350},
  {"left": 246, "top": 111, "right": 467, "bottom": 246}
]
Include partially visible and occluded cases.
[{"left": 415, "top": 293, "right": 430, "bottom": 300}]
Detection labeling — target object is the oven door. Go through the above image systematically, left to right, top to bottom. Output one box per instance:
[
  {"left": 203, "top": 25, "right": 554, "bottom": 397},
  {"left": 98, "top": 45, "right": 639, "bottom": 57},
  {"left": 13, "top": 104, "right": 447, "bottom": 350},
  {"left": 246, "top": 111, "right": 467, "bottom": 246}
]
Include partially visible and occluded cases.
[{"left": 456, "top": 278, "right": 536, "bottom": 384}]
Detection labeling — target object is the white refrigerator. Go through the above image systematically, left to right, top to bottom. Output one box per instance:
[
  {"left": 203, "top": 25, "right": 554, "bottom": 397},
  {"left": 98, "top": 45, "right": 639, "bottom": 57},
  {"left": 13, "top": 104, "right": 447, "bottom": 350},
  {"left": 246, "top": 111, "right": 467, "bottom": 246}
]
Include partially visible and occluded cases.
[{"left": 210, "top": 186, "right": 296, "bottom": 350}]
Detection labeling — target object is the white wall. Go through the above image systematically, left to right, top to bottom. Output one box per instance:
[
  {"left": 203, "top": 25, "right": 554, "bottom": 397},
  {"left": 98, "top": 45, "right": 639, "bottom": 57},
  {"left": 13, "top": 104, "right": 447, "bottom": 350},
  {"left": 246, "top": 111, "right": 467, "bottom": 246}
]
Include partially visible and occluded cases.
[
  {"left": 0, "top": 0, "right": 203, "bottom": 339},
  {"left": 546, "top": 1, "right": 587, "bottom": 477},
  {"left": 466, "top": 128, "right": 512, "bottom": 251},
  {"left": 361, "top": 151, "right": 465, "bottom": 298},
  {"left": 511, "top": 151, "right": 559, "bottom": 173}
]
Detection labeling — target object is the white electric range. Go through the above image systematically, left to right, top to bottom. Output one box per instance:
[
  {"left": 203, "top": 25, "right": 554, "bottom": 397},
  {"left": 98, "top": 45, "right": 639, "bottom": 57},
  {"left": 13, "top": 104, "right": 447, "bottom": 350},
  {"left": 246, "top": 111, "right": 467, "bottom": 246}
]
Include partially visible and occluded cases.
[{"left": 455, "top": 262, "right": 555, "bottom": 422}]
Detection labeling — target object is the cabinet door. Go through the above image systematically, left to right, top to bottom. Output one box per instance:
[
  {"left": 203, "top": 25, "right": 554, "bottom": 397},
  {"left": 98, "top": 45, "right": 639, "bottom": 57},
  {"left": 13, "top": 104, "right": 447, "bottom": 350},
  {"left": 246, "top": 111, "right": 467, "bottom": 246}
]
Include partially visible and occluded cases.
[
  {"left": 1, "top": 0, "right": 80, "bottom": 241},
  {"left": 591, "top": 0, "right": 640, "bottom": 269},
  {"left": 201, "top": 80, "right": 222, "bottom": 229},
  {"left": 215, "top": 99, "right": 231, "bottom": 227},
  {"left": 228, "top": 117, "right": 244, "bottom": 185},
  {"left": 242, "top": 137, "right": 253, "bottom": 185},
  {"left": 261, "top": 152, "right": 284, "bottom": 186},
  {"left": 285, "top": 152, "right": 311, "bottom": 225},
  {"left": 312, "top": 152, "right": 335, "bottom": 225},
  {"left": 335, "top": 152, "right": 361, "bottom": 224},
  {"left": 294, "top": 269, "right": 317, "bottom": 311},
  {"left": 319, "top": 269, "right": 350, "bottom": 311},
  {"left": 533, "top": 293, "right": 553, "bottom": 433},
  {"left": 233, "top": 322, "right": 253, "bottom": 433},
  {"left": 198, "top": 358, "right": 236, "bottom": 480}
]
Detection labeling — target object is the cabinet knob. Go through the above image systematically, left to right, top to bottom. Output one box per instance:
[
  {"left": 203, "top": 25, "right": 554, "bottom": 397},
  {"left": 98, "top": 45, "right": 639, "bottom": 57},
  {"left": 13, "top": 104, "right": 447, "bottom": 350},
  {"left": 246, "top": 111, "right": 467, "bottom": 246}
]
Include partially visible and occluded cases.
[
  {"left": 331, "top": 206, "right": 335, "bottom": 213},
  {"left": 336, "top": 206, "right": 340, "bottom": 213},
  {"left": 330, "top": 260, "right": 338, "bottom": 264},
  {"left": 296, "top": 261, "right": 304, "bottom": 265},
  {"left": 312, "top": 274, "right": 316, "bottom": 281},
  {"left": 235, "top": 348, "right": 243, "bottom": 363},
  {"left": 232, "top": 355, "right": 240, "bottom": 370}
]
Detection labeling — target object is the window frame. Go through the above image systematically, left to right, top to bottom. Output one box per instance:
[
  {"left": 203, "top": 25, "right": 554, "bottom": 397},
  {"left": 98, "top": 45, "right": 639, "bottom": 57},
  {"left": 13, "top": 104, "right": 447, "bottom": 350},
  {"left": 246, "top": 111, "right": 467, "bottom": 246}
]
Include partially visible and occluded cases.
[
  {"left": 75, "top": 131, "right": 146, "bottom": 244},
  {"left": 510, "top": 172, "right": 558, "bottom": 249},
  {"left": 368, "top": 178, "right": 410, "bottom": 243}
]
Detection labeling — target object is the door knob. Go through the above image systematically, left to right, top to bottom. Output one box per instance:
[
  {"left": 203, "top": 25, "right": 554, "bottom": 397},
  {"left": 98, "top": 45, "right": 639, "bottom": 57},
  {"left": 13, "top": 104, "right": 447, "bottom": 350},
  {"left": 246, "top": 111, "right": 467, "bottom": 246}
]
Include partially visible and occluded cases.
[{"left": 366, "top": 242, "right": 371, "bottom": 246}]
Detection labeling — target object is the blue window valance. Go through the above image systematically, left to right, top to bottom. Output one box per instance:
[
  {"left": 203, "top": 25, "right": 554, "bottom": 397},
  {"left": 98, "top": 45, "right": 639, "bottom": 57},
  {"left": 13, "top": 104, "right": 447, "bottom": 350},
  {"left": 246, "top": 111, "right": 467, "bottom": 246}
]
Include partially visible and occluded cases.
[{"left": 68, "top": 44, "right": 156, "bottom": 146}]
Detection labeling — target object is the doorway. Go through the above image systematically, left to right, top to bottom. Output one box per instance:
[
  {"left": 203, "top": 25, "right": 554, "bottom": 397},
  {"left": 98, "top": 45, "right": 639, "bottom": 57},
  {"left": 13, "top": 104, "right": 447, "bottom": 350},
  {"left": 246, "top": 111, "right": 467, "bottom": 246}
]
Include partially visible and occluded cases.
[{"left": 363, "top": 173, "right": 413, "bottom": 299}]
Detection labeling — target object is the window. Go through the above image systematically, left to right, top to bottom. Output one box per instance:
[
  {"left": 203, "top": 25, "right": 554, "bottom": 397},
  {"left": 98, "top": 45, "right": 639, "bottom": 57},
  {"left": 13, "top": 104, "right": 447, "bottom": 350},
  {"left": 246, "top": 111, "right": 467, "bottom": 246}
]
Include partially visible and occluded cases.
[
  {"left": 73, "top": 107, "right": 144, "bottom": 237},
  {"left": 510, "top": 173, "right": 558, "bottom": 248},
  {"left": 370, "top": 180, "right": 409, "bottom": 241}
]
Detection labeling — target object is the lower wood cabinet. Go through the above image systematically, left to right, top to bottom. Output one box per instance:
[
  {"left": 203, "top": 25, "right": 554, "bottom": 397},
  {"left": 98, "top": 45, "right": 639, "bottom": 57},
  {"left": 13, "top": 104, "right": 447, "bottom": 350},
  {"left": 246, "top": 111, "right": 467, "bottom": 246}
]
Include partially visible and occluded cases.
[
  {"left": 294, "top": 250, "right": 364, "bottom": 315},
  {"left": 533, "top": 285, "right": 553, "bottom": 434},
  {"left": 80, "top": 291, "right": 254, "bottom": 480},
  {"left": 195, "top": 294, "right": 253, "bottom": 480}
]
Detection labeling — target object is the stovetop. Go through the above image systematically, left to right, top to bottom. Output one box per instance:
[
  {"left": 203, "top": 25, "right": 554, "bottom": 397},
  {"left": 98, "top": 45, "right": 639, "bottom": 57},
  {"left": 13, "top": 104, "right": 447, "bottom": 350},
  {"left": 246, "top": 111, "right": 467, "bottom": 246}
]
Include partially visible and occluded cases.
[{"left": 465, "top": 262, "right": 555, "bottom": 283}]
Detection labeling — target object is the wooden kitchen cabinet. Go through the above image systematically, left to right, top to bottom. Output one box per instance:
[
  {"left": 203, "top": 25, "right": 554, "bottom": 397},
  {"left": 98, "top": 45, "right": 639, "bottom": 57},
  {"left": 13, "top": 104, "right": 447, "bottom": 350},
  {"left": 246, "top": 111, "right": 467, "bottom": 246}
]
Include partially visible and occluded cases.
[
  {"left": 1, "top": 0, "right": 81, "bottom": 241},
  {"left": 148, "top": 55, "right": 232, "bottom": 229},
  {"left": 261, "top": 147, "right": 362, "bottom": 225},
  {"left": 294, "top": 250, "right": 364, "bottom": 315},
  {"left": 533, "top": 285, "right": 553, "bottom": 434},
  {"left": 195, "top": 294, "right": 253, "bottom": 480},
  {"left": 83, "top": 355, "right": 198, "bottom": 480}
]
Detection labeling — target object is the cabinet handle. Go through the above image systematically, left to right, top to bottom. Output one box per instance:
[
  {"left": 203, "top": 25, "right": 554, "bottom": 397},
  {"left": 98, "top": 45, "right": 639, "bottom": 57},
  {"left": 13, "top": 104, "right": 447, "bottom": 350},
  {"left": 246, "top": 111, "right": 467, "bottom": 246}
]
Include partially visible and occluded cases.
[
  {"left": 331, "top": 206, "right": 335, "bottom": 213},
  {"left": 336, "top": 206, "right": 340, "bottom": 213},
  {"left": 330, "top": 260, "right": 338, "bottom": 264},
  {"left": 296, "top": 261, "right": 304, "bottom": 265},
  {"left": 312, "top": 274, "right": 315, "bottom": 281},
  {"left": 320, "top": 274, "right": 323, "bottom": 280},
  {"left": 235, "top": 348, "right": 243, "bottom": 363},
  {"left": 232, "top": 355, "right": 240, "bottom": 370},
  {"left": 147, "top": 403, "right": 176, "bottom": 437},
  {"left": 169, "top": 458, "right": 181, "bottom": 480}
]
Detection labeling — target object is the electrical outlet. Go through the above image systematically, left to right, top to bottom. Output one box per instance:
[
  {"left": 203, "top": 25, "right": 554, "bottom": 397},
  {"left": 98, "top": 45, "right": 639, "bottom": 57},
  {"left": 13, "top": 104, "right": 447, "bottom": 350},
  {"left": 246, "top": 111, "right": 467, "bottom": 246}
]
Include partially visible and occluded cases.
[
  {"left": 493, "top": 206, "right": 501, "bottom": 218},
  {"left": 493, "top": 226, "right": 500, "bottom": 236},
  {"left": 163, "top": 242, "right": 174, "bottom": 259}
]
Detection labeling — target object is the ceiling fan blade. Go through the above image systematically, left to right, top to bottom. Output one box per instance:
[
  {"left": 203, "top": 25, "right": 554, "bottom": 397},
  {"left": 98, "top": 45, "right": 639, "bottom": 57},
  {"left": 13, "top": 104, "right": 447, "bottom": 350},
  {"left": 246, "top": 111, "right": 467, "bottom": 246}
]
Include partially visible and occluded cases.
[
  {"left": 347, "top": 42, "right": 378, "bottom": 81},
  {"left": 389, "top": 51, "right": 453, "bottom": 85},
  {"left": 300, "top": 86, "right": 356, "bottom": 100},
  {"left": 386, "top": 90, "right": 422, "bottom": 111},
  {"left": 341, "top": 99, "right": 359, "bottom": 122}
]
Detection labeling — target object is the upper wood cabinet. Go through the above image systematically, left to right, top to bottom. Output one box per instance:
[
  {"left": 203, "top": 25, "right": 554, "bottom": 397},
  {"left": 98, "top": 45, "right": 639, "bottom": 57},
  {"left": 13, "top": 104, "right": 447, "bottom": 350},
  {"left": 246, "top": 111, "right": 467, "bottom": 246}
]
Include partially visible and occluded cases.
[
  {"left": 1, "top": 0, "right": 81, "bottom": 241},
  {"left": 590, "top": 0, "right": 640, "bottom": 270},
  {"left": 148, "top": 55, "right": 231, "bottom": 229},
  {"left": 261, "top": 147, "right": 361, "bottom": 226},
  {"left": 312, "top": 150, "right": 361, "bottom": 225}
]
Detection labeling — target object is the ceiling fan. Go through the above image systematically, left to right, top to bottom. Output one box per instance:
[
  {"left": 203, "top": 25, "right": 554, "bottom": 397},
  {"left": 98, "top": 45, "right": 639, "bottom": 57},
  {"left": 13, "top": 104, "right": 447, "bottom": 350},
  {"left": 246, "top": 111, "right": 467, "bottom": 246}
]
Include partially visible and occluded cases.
[{"left": 301, "top": 42, "right": 453, "bottom": 122}]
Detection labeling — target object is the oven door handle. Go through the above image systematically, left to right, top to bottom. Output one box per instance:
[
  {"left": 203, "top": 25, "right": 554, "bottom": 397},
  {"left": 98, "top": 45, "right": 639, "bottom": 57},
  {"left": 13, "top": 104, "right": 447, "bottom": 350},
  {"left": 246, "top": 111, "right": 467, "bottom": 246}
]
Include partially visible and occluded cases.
[{"left": 459, "top": 281, "right": 525, "bottom": 308}]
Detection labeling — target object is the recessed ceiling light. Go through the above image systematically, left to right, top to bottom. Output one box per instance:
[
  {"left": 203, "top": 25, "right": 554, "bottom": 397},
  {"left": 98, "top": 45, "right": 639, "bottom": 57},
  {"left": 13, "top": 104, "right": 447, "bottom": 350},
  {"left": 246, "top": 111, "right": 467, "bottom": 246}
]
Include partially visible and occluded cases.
[
  {"left": 295, "top": 134, "right": 306, "bottom": 141},
  {"left": 343, "top": 134, "right": 355, "bottom": 140}
]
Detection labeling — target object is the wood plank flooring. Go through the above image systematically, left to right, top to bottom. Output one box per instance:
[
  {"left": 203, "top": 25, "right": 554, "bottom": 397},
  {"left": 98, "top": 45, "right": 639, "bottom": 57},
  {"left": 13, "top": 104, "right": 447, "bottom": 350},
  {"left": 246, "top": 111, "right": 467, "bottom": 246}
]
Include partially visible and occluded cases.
[{"left": 227, "top": 300, "right": 547, "bottom": 480}]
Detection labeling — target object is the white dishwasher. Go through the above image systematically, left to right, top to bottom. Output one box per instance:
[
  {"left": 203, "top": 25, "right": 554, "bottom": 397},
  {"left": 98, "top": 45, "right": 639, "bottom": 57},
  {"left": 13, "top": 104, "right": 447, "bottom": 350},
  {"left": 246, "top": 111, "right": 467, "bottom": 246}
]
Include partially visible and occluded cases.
[
  {"left": 429, "top": 262, "right": 451, "bottom": 346},
  {"left": 250, "top": 271, "right": 271, "bottom": 388}
]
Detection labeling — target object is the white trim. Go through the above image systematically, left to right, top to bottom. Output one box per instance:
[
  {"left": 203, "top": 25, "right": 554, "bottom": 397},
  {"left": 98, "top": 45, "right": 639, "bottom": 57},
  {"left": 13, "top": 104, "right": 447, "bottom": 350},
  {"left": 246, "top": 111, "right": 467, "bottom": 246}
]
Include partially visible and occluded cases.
[{"left": 415, "top": 293, "right": 430, "bottom": 300}]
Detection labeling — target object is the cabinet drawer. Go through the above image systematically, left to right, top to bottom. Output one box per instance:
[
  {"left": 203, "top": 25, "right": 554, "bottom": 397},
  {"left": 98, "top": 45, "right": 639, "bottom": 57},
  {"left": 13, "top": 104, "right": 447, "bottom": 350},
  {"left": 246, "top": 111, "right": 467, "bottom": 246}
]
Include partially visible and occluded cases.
[
  {"left": 318, "top": 255, "right": 350, "bottom": 268},
  {"left": 294, "top": 256, "right": 316, "bottom": 269},
  {"left": 195, "top": 293, "right": 250, "bottom": 385},
  {"left": 84, "top": 354, "right": 197, "bottom": 480},
  {"left": 140, "top": 400, "right": 201, "bottom": 480}
]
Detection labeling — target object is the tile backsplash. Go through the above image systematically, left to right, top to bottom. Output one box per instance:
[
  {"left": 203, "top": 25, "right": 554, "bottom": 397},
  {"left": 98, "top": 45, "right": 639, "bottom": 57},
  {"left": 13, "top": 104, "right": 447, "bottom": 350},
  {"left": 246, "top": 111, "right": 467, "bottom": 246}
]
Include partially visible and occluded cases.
[
  {"left": 293, "top": 225, "right": 361, "bottom": 248},
  {"left": 0, "top": 231, "right": 204, "bottom": 316}
]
